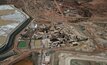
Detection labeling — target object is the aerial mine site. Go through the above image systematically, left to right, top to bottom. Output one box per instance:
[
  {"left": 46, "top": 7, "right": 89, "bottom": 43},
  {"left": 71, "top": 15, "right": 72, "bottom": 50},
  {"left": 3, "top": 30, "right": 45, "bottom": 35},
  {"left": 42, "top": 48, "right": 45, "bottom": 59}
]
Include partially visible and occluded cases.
[{"left": 0, "top": 0, "right": 107, "bottom": 65}]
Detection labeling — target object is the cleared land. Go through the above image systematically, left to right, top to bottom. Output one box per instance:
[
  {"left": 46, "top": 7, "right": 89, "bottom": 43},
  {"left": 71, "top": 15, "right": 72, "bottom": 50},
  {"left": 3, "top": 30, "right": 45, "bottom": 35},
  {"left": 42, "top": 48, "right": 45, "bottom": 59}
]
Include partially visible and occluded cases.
[
  {"left": 34, "top": 40, "right": 41, "bottom": 48},
  {"left": 14, "top": 59, "right": 33, "bottom": 65}
]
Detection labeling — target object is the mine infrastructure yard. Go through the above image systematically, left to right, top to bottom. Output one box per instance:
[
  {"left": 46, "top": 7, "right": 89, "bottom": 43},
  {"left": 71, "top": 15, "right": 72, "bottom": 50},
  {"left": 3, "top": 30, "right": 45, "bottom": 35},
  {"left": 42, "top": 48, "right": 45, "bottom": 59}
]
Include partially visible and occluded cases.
[{"left": 0, "top": 0, "right": 107, "bottom": 65}]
